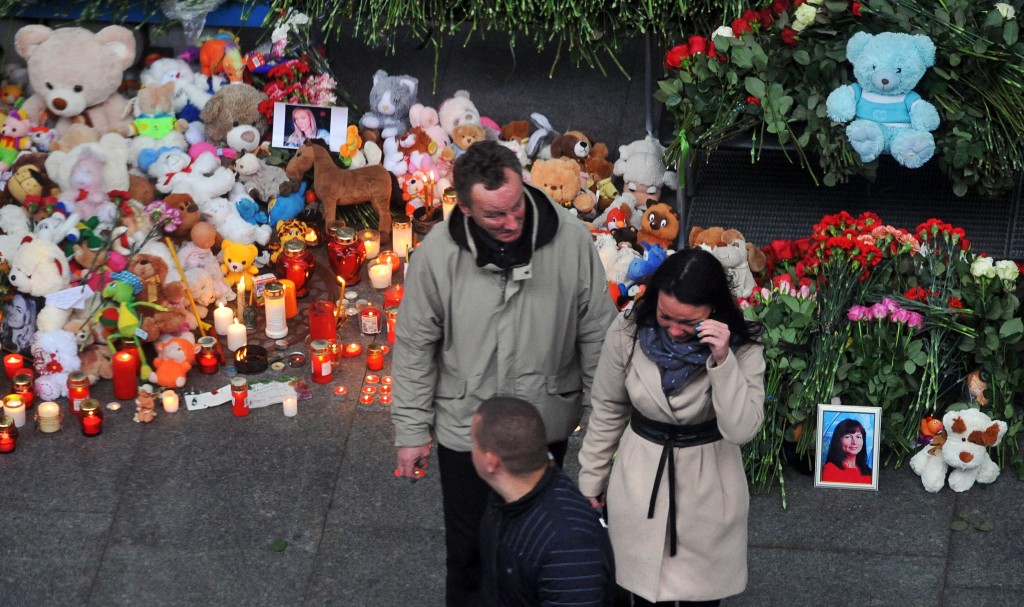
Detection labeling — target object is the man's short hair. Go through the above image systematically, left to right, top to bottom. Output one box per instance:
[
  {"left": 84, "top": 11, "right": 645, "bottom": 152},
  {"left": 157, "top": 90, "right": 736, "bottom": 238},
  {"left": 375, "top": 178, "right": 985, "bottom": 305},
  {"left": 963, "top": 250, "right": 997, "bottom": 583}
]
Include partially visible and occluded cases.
[
  {"left": 453, "top": 140, "right": 522, "bottom": 208},
  {"left": 474, "top": 397, "right": 549, "bottom": 475}
]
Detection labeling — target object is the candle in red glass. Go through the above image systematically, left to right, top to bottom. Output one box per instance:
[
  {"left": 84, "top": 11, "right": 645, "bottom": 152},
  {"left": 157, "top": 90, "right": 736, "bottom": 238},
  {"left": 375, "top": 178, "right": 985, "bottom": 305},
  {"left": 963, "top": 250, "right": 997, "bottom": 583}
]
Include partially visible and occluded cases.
[
  {"left": 327, "top": 226, "right": 366, "bottom": 285},
  {"left": 275, "top": 239, "right": 316, "bottom": 297},
  {"left": 378, "top": 250, "right": 401, "bottom": 273},
  {"left": 383, "top": 284, "right": 405, "bottom": 308},
  {"left": 309, "top": 300, "right": 338, "bottom": 342},
  {"left": 359, "top": 305, "right": 381, "bottom": 335},
  {"left": 385, "top": 307, "right": 399, "bottom": 346},
  {"left": 197, "top": 336, "right": 220, "bottom": 375},
  {"left": 118, "top": 339, "right": 142, "bottom": 373},
  {"left": 310, "top": 340, "right": 333, "bottom": 384},
  {"left": 343, "top": 342, "right": 362, "bottom": 358},
  {"left": 366, "top": 344, "right": 386, "bottom": 372},
  {"left": 112, "top": 350, "right": 138, "bottom": 400},
  {"left": 4, "top": 354, "right": 24, "bottom": 379},
  {"left": 65, "top": 370, "right": 89, "bottom": 414},
  {"left": 12, "top": 372, "right": 34, "bottom": 409},
  {"left": 231, "top": 377, "right": 249, "bottom": 417},
  {"left": 359, "top": 393, "right": 375, "bottom": 405},
  {"left": 379, "top": 394, "right": 393, "bottom": 405},
  {"left": 79, "top": 399, "right": 103, "bottom": 437},
  {"left": 0, "top": 416, "right": 17, "bottom": 453}
]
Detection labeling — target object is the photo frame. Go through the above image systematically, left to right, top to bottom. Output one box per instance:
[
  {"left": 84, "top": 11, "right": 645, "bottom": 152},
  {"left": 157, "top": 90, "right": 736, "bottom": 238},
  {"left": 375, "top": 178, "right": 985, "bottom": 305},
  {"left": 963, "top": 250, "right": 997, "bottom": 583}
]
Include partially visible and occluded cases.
[
  {"left": 271, "top": 102, "right": 348, "bottom": 152},
  {"left": 814, "top": 403, "right": 881, "bottom": 491}
]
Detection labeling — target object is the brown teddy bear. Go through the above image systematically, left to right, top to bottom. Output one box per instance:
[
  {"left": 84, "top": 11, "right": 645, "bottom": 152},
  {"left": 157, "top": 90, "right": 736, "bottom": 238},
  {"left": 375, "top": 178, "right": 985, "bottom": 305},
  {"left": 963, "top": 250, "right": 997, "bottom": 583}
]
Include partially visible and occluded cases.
[
  {"left": 199, "top": 83, "right": 268, "bottom": 153},
  {"left": 500, "top": 120, "right": 530, "bottom": 143},
  {"left": 442, "top": 123, "right": 486, "bottom": 162},
  {"left": 550, "top": 130, "right": 610, "bottom": 173},
  {"left": 0, "top": 153, "right": 60, "bottom": 217},
  {"left": 529, "top": 157, "right": 597, "bottom": 220},
  {"left": 162, "top": 193, "right": 201, "bottom": 242},
  {"left": 638, "top": 202, "right": 681, "bottom": 250},
  {"left": 688, "top": 225, "right": 767, "bottom": 298},
  {"left": 127, "top": 253, "right": 192, "bottom": 340}
]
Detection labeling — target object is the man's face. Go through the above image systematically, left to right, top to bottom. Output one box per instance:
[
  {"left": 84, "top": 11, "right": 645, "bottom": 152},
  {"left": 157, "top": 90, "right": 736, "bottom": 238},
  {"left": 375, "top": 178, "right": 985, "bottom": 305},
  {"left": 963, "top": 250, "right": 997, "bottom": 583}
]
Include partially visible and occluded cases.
[{"left": 459, "top": 168, "right": 526, "bottom": 244}]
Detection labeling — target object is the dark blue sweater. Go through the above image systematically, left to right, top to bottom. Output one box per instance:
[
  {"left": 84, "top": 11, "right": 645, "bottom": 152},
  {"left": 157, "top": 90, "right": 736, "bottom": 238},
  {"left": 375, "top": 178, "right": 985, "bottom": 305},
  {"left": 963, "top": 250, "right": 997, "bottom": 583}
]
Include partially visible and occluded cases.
[{"left": 480, "top": 465, "right": 615, "bottom": 606}]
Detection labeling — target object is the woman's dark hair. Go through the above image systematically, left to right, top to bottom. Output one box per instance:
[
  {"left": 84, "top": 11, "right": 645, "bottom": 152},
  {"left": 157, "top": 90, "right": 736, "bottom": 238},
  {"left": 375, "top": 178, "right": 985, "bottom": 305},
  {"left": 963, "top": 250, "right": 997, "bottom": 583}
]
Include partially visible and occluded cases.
[
  {"left": 627, "top": 248, "right": 760, "bottom": 346},
  {"left": 825, "top": 418, "right": 872, "bottom": 475}
]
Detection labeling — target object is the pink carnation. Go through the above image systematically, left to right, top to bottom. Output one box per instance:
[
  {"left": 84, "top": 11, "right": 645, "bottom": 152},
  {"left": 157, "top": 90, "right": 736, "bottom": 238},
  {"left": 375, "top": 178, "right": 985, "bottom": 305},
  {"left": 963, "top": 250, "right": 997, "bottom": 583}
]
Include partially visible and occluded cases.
[
  {"left": 881, "top": 297, "right": 900, "bottom": 313},
  {"left": 869, "top": 302, "right": 889, "bottom": 320},
  {"left": 847, "top": 305, "right": 868, "bottom": 322},
  {"left": 890, "top": 308, "right": 911, "bottom": 324},
  {"left": 907, "top": 312, "right": 924, "bottom": 328}
]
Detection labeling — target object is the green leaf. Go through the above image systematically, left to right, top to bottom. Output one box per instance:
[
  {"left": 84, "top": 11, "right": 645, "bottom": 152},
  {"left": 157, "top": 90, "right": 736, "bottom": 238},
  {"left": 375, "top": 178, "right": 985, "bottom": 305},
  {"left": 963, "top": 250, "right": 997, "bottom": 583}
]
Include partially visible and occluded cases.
[
  {"left": 1005, "top": 21, "right": 1019, "bottom": 45},
  {"left": 732, "top": 46, "right": 754, "bottom": 69},
  {"left": 794, "top": 50, "right": 811, "bottom": 65},
  {"left": 745, "top": 77, "right": 766, "bottom": 99},
  {"left": 953, "top": 182, "right": 969, "bottom": 197},
  {"left": 1000, "top": 317, "right": 1023, "bottom": 338},
  {"left": 904, "top": 361, "right": 917, "bottom": 375},
  {"left": 950, "top": 520, "right": 969, "bottom": 532},
  {"left": 974, "top": 521, "right": 995, "bottom": 532},
  {"left": 271, "top": 539, "right": 288, "bottom": 552}
]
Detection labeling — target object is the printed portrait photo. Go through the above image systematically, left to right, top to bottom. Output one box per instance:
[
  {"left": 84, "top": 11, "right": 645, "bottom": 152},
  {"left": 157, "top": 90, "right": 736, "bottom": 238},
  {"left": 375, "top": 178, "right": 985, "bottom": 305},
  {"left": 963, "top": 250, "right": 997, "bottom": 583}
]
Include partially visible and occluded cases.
[
  {"left": 271, "top": 102, "right": 348, "bottom": 152},
  {"left": 814, "top": 404, "right": 882, "bottom": 491}
]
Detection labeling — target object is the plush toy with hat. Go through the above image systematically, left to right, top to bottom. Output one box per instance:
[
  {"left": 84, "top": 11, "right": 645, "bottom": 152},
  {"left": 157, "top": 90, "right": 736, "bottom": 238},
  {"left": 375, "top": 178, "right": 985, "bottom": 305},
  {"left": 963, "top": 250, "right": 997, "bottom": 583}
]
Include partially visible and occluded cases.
[
  {"left": 15, "top": 24, "right": 136, "bottom": 137},
  {"left": 826, "top": 32, "right": 940, "bottom": 168},
  {"left": 359, "top": 70, "right": 418, "bottom": 139},
  {"left": 0, "top": 109, "right": 33, "bottom": 171},
  {"left": 637, "top": 202, "right": 681, "bottom": 251},
  {"left": 689, "top": 226, "right": 767, "bottom": 299},
  {"left": 100, "top": 270, "right": 166, "bottom": 377},
  {"left": 134, "top": 384, "right": 157, "bottom": 423},
  {"left": 909, "top": 408, "right": 1008, "bottom": 493}
]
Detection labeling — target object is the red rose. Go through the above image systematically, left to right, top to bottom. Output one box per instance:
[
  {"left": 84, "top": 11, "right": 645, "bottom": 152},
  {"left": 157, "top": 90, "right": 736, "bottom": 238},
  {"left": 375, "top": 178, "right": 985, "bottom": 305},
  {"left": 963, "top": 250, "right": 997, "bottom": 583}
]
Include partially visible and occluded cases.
[
  {"left": 771, "top": 0, "right": 791, "bottom": 15},
  {"left": 851, "top": 1, "right": 862, "bottom": 16},
  {"left": 759, "top": 8, "right": 774, "bottom": 28},
  {"left": 741, "top": 9, "right": 760, "bottom": 24},
  {"left": 731, "top": 18, "right": 752, "bottom": 35},
  {"left": 781, "top": 26, "right": 798, "bottom": 46},
  {"left": 687, "top": 35, "right": 708, "bottom": 55},
  {"left": 706, "top": 42, "right": 718, "bottom": 59},
  {"left": 665, "top": 43, "right": 691, "bottom": 69},
  {"left": 747, "top": 96, "right": 761, "bottom": 106},
  {"left": 768, "top": 239, "right": 795, "bottom": 260},
  {"left": 772, "top": 273, "right": 795, "bottom": 289},
  {"left": 947, "top": 296, "right": 963, "bottom": 309}
]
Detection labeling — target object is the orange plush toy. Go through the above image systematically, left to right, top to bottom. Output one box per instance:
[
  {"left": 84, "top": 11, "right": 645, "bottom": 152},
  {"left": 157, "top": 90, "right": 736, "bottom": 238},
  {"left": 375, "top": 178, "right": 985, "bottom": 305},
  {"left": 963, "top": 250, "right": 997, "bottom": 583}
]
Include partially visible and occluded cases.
[
  {"left": 199, "top": 31, "right": 245, "bottom": 85},
  {"left": 148, "top": 337, "right": 199, "bottom": 389}
]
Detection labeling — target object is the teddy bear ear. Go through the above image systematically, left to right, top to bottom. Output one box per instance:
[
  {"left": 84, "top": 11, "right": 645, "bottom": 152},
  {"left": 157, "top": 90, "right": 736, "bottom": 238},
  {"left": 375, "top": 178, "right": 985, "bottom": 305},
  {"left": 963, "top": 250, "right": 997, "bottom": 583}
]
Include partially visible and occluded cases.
[
  {"left": 13, "top": 24, "right": 54, "bottom": 60},
  {"left": 94, "top": 25, "right": 138, "bottom": 71},
  {"left": 846, "top": 31, "right": 873, "bottom": 62},
  {"left": 912, "top": 34, "right": 937, "bottom": 68},
  {"left": 688, "top": 226, "right": 704, "bottom": 247}
]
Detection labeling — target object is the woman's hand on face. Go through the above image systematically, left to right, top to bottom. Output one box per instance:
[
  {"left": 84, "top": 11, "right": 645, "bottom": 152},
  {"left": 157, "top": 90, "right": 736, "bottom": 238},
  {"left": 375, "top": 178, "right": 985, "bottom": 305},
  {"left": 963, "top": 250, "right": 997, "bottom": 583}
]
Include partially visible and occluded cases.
[
  {"left": 696, "top": 319, "right": 731, "bottom": 365},
  {"left": 587, "top": 494, "right": 606, "bottom": 510}
]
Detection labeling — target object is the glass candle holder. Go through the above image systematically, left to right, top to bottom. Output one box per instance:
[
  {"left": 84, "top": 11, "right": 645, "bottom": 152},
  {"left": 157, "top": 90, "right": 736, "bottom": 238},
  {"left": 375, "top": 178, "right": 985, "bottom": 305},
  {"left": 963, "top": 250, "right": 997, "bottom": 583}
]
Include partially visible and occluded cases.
[
  {"left": 442, "top": 187, "right": 458, "bottom": 221},
  {"left": 392, "top": 216, "right": 412, "bottom": 259},
  {"left": 327, "top": 226, "right": 366, "bottom": 285},
  {"left": 358, "top": 228, "right": 381, "bottom": 260},
  {"left": 275, "top": 239, "right": 316, "bottom": 298},
  {"left": 378, "top": 249, "right": 401, "bottom": 273},
  {"left": 368, "top": 261, "right": 392, "bottom": 289},
  {"left": 279, "top": 279, "right": 298, "bottom": 319},
  {"left": 264, "top": 281, "right": 288, "bottom": 339},
  {"left": 383, "top": 284, "right": 405, "bottom": 309},
  {"left": 309, "top": 300, "right": 338, "bottom": 343},
  {"left": 359, "top": 303, "right": 382, "bottom": 335},
  {"left": 386, "top": 307, "right": 399, "bottom": 346},
  {"left": 197, "top": 336, "right": 220, "bottom": 375},
  {"left": 310, "top": 339, "right": 333, "bottom": 384},
  {"left": 342, "top": 342, "right": 363, "bottom": 358},
  {"left": 366, "top": 344, "right": 386, "bottom": 372},
  {"left": 4, "top": 353, "right": 24, "bottom": 379},
  {"left": 67, "top": 370, "right": 90, "bottom": 414},
  {"left": 12, "top": 372, "right": 34, "bottom": 409},
  {"left": 231, "top": 377, "right": 249, "bottom": 417},
  {"left": 161, "top": 390, "right": 180, "bottom": 413},
  {"left": 3, "top": 394, "right": 26, "bottom": 428},
  {"left": 283, "top": 394, "right": 298, "bottom": 417},
  {"left": 79, "top": 399, "right": 103, "bottom": 437},
  {"left": 35, "top": 401, "right": 62, "bottom": 435},
  {"left": 0, "top": 415, "right": 18, "bottom": 453}
]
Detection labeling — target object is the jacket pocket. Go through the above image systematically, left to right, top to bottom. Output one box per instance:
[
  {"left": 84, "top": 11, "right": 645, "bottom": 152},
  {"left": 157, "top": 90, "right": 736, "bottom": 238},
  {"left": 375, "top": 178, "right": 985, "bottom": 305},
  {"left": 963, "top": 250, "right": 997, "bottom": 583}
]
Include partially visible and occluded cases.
[
  {"left": 436, "top": 372, "right": 467, "bottom": 399},
  {"left": 546, "top": 374, "right": 583, "bottom": 398}
]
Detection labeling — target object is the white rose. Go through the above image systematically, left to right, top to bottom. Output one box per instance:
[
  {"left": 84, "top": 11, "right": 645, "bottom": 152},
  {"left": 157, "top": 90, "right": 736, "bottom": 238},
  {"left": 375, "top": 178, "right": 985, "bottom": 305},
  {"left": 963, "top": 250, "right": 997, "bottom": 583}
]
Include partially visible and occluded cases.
[
  {"left": 995, "top": 3, "right": 1016, "bottom": 20},
  {"left": 792, "top": 4, "right": 818, "bottom": 32},
  {"left": 712, "top": 26, "right": 735, "bottom": 40},
  {"left": 970, "top": 256, "right": 995, "bottom": 278},
  {"left": 994, "top": 259, "right": 1020, "bottom": 282}
]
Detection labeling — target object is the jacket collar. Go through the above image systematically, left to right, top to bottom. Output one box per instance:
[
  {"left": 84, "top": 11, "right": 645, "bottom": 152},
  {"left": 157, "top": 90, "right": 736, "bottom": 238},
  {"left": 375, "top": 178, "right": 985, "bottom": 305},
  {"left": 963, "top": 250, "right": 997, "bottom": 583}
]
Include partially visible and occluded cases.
[{"left": 490, "top": 464, "right": 557, "bottom": 517}]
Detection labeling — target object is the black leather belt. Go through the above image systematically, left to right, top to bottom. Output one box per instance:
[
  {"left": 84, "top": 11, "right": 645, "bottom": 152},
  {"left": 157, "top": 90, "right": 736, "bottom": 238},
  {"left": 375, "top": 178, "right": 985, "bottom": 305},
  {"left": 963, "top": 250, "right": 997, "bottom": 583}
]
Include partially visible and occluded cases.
[{"left": 629, "top": 406, "right": 722, "bottom": 557}]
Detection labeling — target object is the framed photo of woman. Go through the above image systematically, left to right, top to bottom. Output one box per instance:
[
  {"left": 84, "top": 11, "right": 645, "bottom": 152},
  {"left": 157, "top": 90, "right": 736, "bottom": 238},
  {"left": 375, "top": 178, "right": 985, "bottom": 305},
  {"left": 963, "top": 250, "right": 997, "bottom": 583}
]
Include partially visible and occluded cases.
[
  {"left": 271, "top": 102, "right": 348, "bottom": 151},
  {"left": 814, "top": 403, "right": 881, "bottom": 491}
]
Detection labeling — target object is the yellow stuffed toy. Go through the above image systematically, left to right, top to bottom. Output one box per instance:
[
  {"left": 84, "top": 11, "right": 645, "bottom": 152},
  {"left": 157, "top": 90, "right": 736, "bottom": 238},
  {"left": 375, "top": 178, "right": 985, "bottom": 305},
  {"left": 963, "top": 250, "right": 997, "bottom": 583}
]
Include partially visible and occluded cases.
[{"left": 220, "top": 240, "right": 259, "bottom": 292}]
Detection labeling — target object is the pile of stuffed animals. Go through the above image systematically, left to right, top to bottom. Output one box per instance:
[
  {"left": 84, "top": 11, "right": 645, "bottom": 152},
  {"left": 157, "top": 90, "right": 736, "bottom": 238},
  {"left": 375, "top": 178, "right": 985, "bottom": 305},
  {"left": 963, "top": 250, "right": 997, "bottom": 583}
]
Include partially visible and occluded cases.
[{"left": 0, "top": 21, "right": 758, "bottom": 403}]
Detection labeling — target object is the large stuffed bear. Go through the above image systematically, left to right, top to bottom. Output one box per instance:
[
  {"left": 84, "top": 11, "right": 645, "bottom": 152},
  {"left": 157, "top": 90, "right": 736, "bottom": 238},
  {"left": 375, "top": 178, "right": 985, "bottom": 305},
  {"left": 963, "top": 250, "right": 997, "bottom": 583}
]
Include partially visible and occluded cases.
[
  {"left": 15, "top": 25, "right": 137, "bottom": 137},
  {"left": 826, "top": 32, "right": 940, "bottom": 169}
]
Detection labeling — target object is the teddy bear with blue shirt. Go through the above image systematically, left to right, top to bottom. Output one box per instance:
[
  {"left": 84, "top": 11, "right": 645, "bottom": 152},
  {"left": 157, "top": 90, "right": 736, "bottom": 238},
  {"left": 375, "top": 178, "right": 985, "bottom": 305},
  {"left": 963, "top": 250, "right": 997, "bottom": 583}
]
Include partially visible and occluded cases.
[{"left": 826, "top": 32, "right": 940, "bottom": 169}]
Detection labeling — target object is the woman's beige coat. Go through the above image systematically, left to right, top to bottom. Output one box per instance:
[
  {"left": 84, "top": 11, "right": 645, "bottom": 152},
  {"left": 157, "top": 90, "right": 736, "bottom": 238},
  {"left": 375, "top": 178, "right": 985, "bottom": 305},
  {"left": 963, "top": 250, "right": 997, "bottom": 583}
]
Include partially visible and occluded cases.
[{"left": 578, "top": 315, "right": 765, "bottom": 602}]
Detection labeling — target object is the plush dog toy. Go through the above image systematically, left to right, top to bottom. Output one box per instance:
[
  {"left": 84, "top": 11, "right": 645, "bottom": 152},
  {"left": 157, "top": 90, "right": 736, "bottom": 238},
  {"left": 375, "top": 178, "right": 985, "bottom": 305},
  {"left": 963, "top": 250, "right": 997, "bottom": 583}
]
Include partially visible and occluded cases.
[
  {"left": 826, "top": 32, "right": 940, "bottom": 169},
  {"left": 909, "top": 408, "right": 1008, "bottom": 493}
]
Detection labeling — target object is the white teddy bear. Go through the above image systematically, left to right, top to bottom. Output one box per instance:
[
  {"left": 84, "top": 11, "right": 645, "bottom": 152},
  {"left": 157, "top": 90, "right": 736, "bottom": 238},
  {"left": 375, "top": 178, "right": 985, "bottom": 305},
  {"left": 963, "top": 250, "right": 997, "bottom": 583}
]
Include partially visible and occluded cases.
[
  {"left": 147, "top": 149, "right": 236, "bottom": 201},
  {"left": 199, "top": 196, "right": 272, "bottom": 246},
  {"left": 31, "top": 328, "right": 82, "bottom": 400},
  {"left": 910, "top": 408, "right": 1008, "bottom": 493}
]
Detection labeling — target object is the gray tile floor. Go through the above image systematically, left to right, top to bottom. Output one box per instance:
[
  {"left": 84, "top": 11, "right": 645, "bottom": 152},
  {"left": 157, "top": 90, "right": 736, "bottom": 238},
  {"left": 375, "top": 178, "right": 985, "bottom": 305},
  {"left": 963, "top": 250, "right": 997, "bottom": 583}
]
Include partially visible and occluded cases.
[{"left": 0, "top": 16, "right": 1022, "bottom": 607}]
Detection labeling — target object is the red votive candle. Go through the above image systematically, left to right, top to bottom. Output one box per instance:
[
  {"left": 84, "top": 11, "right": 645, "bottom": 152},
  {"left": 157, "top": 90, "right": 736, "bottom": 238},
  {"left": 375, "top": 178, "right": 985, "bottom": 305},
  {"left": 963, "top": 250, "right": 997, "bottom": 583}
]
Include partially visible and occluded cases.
[
  {"left": 383, "top": 284, "right": 405, "bottom": 308},
  {"left": 309, "top": 300, "right": 338, "bottom": 342},
  {"left": 310, "top": 340, "right": 333, "bottom": 384},
  {"left": 366, "top": 345, "right": 385, "bottom": 372},
  {"left": 112, "top": 350, "right": 138, "bottom": 400},
  {"left": 4, "top": 354, "right": 24, "bottom": 379},
  {"left": 231, "top": 377, "right": 249, "bottom": 417},
  {"left": 79, "top": 399, "right": 103, "bottom": 437},
  {"left": 0, "top": 417, "right": 18, "bottom": 453}
]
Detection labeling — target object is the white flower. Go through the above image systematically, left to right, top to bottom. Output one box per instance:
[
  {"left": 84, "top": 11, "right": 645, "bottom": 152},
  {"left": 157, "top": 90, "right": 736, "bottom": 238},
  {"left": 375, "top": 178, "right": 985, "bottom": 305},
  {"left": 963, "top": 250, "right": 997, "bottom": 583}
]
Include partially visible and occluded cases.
[
  {"left": 995, "top": 3, "right": 1016, "bottom": 20},
  {"left": 792, "top": 4, "right": 818, "bottom": 32},
  {"left": 272, "top": 10, "right": 311, "bottom": 43},
  {"left": 712, "top": 26, "right": 735, "bottom": 40},
  {"left": 970, "top": 256, "right": 996, "bottom": 278},
  {"left": 994, "top": 259, "right": 1019, "bottom": 282}
]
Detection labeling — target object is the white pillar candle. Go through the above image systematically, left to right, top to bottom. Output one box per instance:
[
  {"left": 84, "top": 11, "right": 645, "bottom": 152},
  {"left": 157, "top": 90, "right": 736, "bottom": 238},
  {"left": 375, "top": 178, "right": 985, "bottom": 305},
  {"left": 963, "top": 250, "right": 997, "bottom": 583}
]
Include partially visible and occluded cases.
[
  {"left": 442, "top": 199, "right": 455, "bottom": 221},
  {"left": 393, "top": 219, "right": 412, "bottom": 259},
  {"left": 358, "top": 229, "right": 381, "bottom": 260},
  {"left": 368, "top": 262, "right": 392, "bottom": 289},
  {"left": 237, "top": 277, "right": 246, "bottom": 317},
  {"left": 264, "top": 282, "right": 289, "bottom": 339},
  {"left": 213, "top": 301, "right": 234, "bottom": 336},
  {"left": 227, "top": 318, "right": 247, "bottom": 351},
  {"left": 161, "top": 390, "right": 179, "bottom": 413},
  {"left": 3, "top": 395, "right": 26, "bottom": 428},
  {"left": 282, "top": 395, "right": 297, "bottom": 417},
  {"left": 36, "top": 401, "right": 61, "bottom": 434}
]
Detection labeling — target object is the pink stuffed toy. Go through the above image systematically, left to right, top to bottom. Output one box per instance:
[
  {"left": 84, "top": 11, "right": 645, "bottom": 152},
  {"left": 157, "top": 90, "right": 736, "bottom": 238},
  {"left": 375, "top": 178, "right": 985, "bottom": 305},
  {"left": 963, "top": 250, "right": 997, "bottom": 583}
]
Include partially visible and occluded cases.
[
  {"left": 0, "top": 109, "right": 33, "bottom": 170},
  {"left": 58, "top": 148, "right": 118, "bottom": 224},
  {"left": 148, "top": 336, "right": 199, "bottom": 388}
]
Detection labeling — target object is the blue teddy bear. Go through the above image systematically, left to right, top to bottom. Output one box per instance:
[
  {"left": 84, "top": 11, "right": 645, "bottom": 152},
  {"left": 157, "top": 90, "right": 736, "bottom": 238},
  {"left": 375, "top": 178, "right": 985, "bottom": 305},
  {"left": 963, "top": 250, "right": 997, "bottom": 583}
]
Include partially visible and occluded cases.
[{"left": 826, "top": 32, "right": 940, "bottom": 169}]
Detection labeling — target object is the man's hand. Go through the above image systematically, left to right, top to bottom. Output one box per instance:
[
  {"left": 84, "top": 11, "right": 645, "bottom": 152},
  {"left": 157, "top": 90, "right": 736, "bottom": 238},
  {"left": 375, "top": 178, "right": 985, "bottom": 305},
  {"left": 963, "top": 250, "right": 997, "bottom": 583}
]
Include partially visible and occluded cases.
[{"left": 395, "top": 444, "right": 432, "bottom": 479}]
